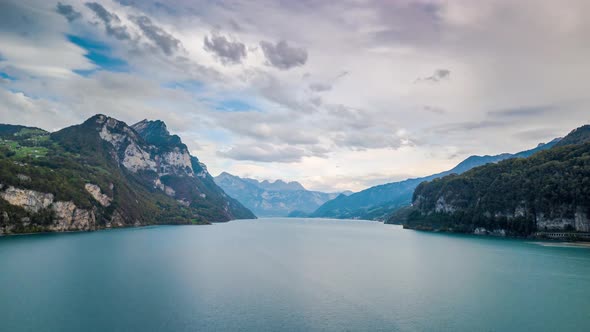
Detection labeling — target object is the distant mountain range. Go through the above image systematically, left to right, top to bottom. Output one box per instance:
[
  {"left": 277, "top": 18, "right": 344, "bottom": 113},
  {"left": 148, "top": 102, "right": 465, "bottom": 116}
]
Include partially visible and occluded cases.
[
  {"left": 0, "top": 115, "right": 254, "bottom": 235},
  {"left": 404, "top": 125, "right": 590, "bottom": 237},
  {"left": 310, "top": 138, "right": 561, "bottom": 220},
  {"left": 214, "top": 172, "right": 351, "bottom": 217}
]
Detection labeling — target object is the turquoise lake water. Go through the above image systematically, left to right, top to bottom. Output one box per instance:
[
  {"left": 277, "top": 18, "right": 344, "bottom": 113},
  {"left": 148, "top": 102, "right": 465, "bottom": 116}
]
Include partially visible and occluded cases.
[{"left": 1, "top": 218, "right": 589, "bottom": 331}]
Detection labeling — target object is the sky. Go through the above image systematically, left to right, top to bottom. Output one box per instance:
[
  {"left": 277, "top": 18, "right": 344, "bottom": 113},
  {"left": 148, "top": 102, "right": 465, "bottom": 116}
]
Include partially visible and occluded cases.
[{"left": 1, "top": 0, "right": 589, "bottom": 192}]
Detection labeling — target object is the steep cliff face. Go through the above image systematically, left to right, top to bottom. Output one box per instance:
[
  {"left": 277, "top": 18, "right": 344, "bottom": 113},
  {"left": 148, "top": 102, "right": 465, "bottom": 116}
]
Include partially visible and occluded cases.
[
  {"left": 0, "top": 115, "right": 254, "bottom": 235},
  {"left": 130, "top": 119, "right": 255, "bottom": 221},
  {"left": 406, "top": 125, "right": 590, "bottom": 236},
  {"left": 0, "top": 185, "right": 96, "bottom": 234}
]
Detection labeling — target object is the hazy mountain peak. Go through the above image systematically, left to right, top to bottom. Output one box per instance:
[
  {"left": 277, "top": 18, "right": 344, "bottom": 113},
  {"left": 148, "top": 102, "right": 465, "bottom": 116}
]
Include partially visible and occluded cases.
[
  {"left": 214, "top": 172, "right": 338, "bottom": 217},
  {"left": 258, "top": 179, "right": 306, "bottom": 191}
]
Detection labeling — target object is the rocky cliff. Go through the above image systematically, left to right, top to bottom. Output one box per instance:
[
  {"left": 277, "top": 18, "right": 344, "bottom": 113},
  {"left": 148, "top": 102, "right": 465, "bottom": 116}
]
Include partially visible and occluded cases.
[
  {"left": 0, "top": 115, "right": 254, "bottom": 235},
  {"left": 405, "top": 125, "right": 590, "bottom": 237}
]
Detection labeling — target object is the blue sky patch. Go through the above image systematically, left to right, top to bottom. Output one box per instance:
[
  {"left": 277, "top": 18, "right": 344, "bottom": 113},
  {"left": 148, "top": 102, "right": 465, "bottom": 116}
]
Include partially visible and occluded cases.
[
  {"left": 67, "top": 34, "right": 129, "bottom": 75},
  {"left": 0, "top": 72, "right": 15, "bottom": 81},
  {"left": 163, "top": 80, "right": 206, "bottom": 93},
  {"left": 215, "top": 99, "right": 258, "bottom": 112}
]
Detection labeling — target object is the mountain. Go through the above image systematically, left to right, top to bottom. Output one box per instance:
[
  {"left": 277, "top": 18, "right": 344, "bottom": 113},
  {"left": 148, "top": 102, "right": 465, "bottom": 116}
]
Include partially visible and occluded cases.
[
  {"left": 0, "top": 115, "right": 254, "bottom": 235},
  {"left": 404, "top": 124, "right": 590, "bottom": 237},
  {"left": 311, "top": 139, "right": 560, "bottom": 220},
  {"left": 214, "top": 172, "right": 343, "bottom": 217}
]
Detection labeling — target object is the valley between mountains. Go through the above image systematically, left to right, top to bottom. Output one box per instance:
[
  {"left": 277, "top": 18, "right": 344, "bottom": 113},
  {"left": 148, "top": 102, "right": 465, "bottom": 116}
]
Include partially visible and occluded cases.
[{"left": 1, "top": 114, "right": 589, "bottom": 239}]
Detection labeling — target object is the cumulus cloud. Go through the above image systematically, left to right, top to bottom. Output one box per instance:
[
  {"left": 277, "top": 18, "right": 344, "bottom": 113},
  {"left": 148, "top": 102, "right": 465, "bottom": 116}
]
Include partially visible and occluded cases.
[
  {"left": 56, "top": 2, "right": 81, "bottom": 22},
  {"left": 85, "top": 2, "right": 131, "bottom": 40},
  {"left": 204, "top": 33, "right": 247, "bottom": 65},
  {"left": 259, "top": 40, "right": 307, "bottom": 70},
  {"left": 415, "top": 69, "right": 450, "bottom": 83},
  {"left": 0, "top": 89, "right": 71, "bottom": 130}
]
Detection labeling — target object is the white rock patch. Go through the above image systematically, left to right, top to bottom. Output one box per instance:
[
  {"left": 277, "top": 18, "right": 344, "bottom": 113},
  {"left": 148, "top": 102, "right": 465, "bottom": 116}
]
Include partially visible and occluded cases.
[
  {"left": 85, "top": 184, "right": 112, "bottom": 207},
  {"left": 0, "top": 186, "right": 54, "bottom": 213}
]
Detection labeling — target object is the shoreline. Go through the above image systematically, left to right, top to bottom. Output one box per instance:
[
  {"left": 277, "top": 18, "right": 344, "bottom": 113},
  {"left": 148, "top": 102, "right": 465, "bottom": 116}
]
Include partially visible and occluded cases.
[
  {"left": 0, "top": 221, "right": 214, "bottom": 238},
  {"left": 402, "top": 225, "right": 590, "bottom": 245},
  {"left": 528, "top": 241, "right": 590, "bottom": 249}
]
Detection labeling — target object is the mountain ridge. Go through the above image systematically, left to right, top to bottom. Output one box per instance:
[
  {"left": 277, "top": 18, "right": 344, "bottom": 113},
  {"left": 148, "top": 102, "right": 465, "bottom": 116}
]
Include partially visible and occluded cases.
[
  {"left": 0, "top": 114, "right": 254, "bottom": 235},
  {"left": 404, "top": 124, "right": 590, "bottom": 237},
  {"left": 311, "top": 138, "right": 561, "bottom": 220},
  {"left": 214, "top": 172, "right": 347, "bottom": 217}
]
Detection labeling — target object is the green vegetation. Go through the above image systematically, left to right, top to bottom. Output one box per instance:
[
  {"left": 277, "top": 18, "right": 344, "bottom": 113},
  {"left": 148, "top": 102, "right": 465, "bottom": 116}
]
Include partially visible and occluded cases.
[
  {"left": 0, "top": 116, "right": 255, "bottom": 234},
  {"left": 406, "top": 128, "right": 590, "bottom": 236},
  {"left": 312, "top": 140, "right": 559, "bottom": 221}
]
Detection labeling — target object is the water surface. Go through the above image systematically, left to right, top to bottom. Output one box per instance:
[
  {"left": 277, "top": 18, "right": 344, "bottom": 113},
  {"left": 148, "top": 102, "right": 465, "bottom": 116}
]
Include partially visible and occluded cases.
[{"left": 1, "top": 218, "right": 589, "bottom": 331}]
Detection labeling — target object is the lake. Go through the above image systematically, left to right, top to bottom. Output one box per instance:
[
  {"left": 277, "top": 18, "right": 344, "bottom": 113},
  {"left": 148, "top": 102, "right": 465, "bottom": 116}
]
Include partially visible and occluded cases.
[{"left": 1, "top": 218, "right": 589, "bottom": 331}]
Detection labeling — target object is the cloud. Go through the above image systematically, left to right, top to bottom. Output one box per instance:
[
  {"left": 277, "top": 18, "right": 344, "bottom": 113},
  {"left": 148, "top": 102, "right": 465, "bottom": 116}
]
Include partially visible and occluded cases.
[
  {"left": 3, "top": 0, "right": 590, "bottom": 193},
  {"left": 0, "top": 1, "right": 93, "bottom": 78},
  {"left": 56, "top": 2, "right": 81, "bottom": 22},
  {"left": 85, "top": 2, "right": 131, "bottom": 41},
  {"left": 130, "top": 15, "right": 182, "bottom": 56},
  {"left": 203, "top": 33, "right": 247, "bottom": 65},
  {"left": 259, "top": 40, "right": 307, "bottom": 70},
  {"left": 416, "top": 69, "right": 450, "bottom": 83},
  {"left": 309, "top": 82, "right": 331, "bottom": 92},
  {"left": 0, "top": 89, "right": 71, "bottom": 130},
  {"left": 422, "top": 105, "right": 446, "bottom": 114},
  {"left": 487, "top": 105, "right": 555, "bottom": 118},
  {"left": 432, "top": 120, "right": 505, "bottom": 134},
  {"left": 513, "top": 127, "right": 561, "bottom": 141},
  {"left": 218, "top": 144, "right": 310, "bottom": 163}
]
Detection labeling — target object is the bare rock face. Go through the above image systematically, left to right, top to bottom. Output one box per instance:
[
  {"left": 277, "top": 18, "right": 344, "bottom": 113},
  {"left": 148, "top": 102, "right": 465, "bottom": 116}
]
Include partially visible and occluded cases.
[
  {"left": 97, "top": 115, "right": 195, "bottom": 178},
  {"left": 122, "top": 142, "right": 157, "bottom": 173},
  {"left": 161, "top": 149, "right": 193, "bottom": 176},
  {"left": 16, "top": 174, "right": 31, "bottom": 182},
  {"left": 154, "top": 178, "right": 176, "bottom": 197},
  {"left": 85, "top": 184, "right": 112, "bottom": 207},
  {"left": 0, "top": 186, "right": 54, "bottom": 213},
  {"left": 0, "top": 186, "right": 95, "bottom": 233},
  {"left": 434, "top": 196, "right": 456, "bottom": 214},
  {"left": 50, "top": 201, "right": 96, "bottom": 232},
  {"left": 536, "top": 207, "right": 590, "bottom": 232},
  {"left": 575, "top": 208, "right": 590, "bottom": 232},
  {"left": 106, "top": 210, "right": 126, "bottom": 228}
]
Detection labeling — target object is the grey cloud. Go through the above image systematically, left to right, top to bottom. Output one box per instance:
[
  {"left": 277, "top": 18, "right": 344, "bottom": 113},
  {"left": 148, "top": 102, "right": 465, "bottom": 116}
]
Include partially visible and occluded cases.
[
  {"left": 370, "top": 1, "right": 442, "bottom": 48},
  {"left": 56, "top": 2, "right": 81, "bottom": 22},
  {"left": 85, "top": 2, "right": 131, "bottom": 40},
  {"left": 130, "top": 15, "right": 181, "bottom": 56},
  {"left": 204, "top": 33, "right": 247, "bottom": 65},
  {"left": 259, "top": 40, "right": 307, "bottom": 70},
  {"left": 416, "top": 69, "right": 450, "bottom": 83},
  {"left": 245, "top": 70, "right": 318, "bottom": 113},
  {"left": 335, "top": 71, "right": 349, "bottom": 80},
  {"left": 309, "top": 82, "right": 331, "bottom": 92},
  {"left": 422, "top": 105, "right": 446, "bottom": 114},
  {"left": 487, "top": 105, "right": 555, "bottom": 118},
  {"left": 215, "top": 110, "right": 319, "bottom": 145},
  {"left": 433, "top": 120, "right": 505, "bottom": 134},
  {"left": 514, "top": 128, "right": 560, "bottom": 141},
  {"left": 331, "top": 130, "right": 409, "bottom": 150},
  {"left": 218, "top": 144, "right": 310, "bottom": 163}
]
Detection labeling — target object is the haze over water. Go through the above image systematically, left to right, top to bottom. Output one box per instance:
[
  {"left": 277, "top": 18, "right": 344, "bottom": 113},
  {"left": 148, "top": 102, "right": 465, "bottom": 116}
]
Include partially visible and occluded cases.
[{"left": 1, "top": 218, "right": 589, "bottom": 332}]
